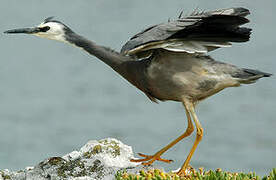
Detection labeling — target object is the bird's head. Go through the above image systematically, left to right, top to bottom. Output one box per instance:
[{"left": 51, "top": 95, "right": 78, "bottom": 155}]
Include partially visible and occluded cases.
[{"left": 4, "top": 17, "right": 73, "bottom": 42}]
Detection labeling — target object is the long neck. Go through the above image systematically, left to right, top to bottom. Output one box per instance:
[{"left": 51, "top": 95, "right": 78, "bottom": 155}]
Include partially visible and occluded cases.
[
  {"left": 62, "top": 31, "right": 154, "bottom": 99},
  {"left": 63, "top": 31, "right": 149, "bottom": 94},
  {"left": 64, "top": 31, "right": 130, "bottom": 73}
]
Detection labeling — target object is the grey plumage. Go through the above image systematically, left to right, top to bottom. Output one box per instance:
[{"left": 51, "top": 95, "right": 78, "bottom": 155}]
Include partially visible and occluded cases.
[
  {"left": 4, "top": 7, "right": 271, "bottom": 176},
  {"left": 117, "top": 7, "right": 270, "bottom": 103},
  {"left": 121, "top": 7, "right": 251, "bottom": 55}
]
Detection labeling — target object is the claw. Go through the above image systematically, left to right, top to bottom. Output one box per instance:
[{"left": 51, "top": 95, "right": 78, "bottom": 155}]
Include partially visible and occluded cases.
[{"left": 130, "top": 152, "right": 173, "bottom": 165}]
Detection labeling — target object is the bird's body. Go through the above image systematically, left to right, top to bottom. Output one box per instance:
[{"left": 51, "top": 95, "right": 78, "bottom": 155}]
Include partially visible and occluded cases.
[
  {"left": 4, "top": 7, "right": 271, "bottom": 176},
  {"left": 124, "top": 50, "right": 269, "bottom": 103},
  {"left": 129, "top": 51, "right": 239, "bottom": 102}
]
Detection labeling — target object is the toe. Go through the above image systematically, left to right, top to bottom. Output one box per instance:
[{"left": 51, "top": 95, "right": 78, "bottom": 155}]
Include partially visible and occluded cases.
[
  {"left": 137, "top": 153, "right": 152, "bottom": 158},
  {"left": 130, "top": 158, "right": 146, "bottom": 163},
  {"left": 158, "top": 158, "right": 173, "bottom": 163}
]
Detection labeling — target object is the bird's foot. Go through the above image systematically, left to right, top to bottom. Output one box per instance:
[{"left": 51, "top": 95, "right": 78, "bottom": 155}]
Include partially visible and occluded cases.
[{"left": 130, "top": 152, "right": 173, "bottom": 165}]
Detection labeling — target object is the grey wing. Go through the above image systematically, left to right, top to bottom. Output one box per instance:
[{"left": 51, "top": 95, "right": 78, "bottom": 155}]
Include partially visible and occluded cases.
[{"left": 121, "top": 7, "right": 251, "bottom": 57}]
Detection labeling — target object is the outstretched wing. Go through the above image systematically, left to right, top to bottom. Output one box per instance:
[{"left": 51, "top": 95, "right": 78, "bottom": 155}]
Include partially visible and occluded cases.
[{"left": 121, "top": 7, "right": 251, "bottom": 57}]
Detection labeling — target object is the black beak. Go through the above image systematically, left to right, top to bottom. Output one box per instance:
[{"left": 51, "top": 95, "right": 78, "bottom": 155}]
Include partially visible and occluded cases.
[{"left": 4, "top": 27, "right": 40, "bottom": 34}]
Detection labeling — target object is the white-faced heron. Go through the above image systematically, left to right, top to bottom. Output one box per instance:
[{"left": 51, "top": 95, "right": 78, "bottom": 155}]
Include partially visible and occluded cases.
[{"left": 4, "top": 7, "right": 271, "bottom": 175}]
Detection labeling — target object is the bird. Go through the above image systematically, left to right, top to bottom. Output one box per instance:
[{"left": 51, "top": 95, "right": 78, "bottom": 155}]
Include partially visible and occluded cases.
[{"left": 4, "top": 7, "right": 271, "bottom": 176}]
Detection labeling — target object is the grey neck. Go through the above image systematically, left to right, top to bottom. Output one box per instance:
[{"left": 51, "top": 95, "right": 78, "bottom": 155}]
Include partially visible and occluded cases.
[{"left": 64, "top": 31, "right": 129, "bottom": 72}]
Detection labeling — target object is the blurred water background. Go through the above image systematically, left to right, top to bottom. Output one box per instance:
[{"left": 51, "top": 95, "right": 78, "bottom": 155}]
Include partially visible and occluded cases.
[{"left": 0, "top": 0, "right": 275, "bottom": 176}]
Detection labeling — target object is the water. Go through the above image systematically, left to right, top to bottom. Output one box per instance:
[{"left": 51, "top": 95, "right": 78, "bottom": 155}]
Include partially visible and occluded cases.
[{"left": 1, "top": 0, "right": 275, "bottom": 176}]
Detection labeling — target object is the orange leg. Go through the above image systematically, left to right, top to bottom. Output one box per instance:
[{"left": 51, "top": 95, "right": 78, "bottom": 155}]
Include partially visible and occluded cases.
[
  {"left": 131, "top": 102, "right": 194, "bottom": 165},
  {"left": 177, "top": 102, "right": 203, "bottom": 176}
]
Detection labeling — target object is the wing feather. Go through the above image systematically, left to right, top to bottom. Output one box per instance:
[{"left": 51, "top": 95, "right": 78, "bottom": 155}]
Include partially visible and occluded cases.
[{"left": 121, "top": 7, "right": 251, "bottom": 56}]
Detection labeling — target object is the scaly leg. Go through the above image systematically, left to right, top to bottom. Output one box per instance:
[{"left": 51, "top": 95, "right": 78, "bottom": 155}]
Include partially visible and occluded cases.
[
  {"left": 131, "top": 102, "right": 194, "bottom": 165},
  {"left": 177, "top": 102, "right": 203, "bottom": 176}
]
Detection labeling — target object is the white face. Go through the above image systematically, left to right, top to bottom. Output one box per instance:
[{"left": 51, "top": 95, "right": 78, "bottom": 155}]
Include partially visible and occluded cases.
[{"left": 35, "top": 22, "right": 67, "bottom": 42}]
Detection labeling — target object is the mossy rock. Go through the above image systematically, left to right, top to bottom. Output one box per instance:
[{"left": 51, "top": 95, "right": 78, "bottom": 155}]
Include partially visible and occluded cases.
[{"left": 0, "top": 170, "right": 11, "bottom": 180}]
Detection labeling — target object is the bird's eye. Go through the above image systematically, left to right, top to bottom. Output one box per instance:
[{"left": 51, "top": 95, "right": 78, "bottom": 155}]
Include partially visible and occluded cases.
[{"left": 39, "top": 26, "right": 50, "bottom": 32}]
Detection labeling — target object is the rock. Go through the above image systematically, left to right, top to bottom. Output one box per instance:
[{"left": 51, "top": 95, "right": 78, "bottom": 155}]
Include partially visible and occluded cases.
[{"left": 0, "top": 138, "right": 156, "bottom": 180}]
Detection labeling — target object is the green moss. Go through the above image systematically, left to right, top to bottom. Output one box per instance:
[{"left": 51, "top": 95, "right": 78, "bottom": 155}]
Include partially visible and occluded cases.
[
  {"left": 99, "top": 139, "right": 109, "bottom": 145},
  {"left": 99, "top": 139, "right": 119, "bottom": 147},
  {"left": 55, "top": 140, "right": 122, "bottom": 179},
  {"left": 84, "top": 140, "right": 121, "bottom": 159},
  {"left": 101, "top": 140, "right": 121, "bottom": 157},
  {"left": 109, "top": 143, "right": 121, "bottom": 157},
  {"left": 83, "top": 145, "right": 103, "bottom": 158},
  {"left": 93, "top": 145, "right": 103, "bottom": 154},
  {"left": 83, "top": 151, "right": 92, "bottom": 158},
  {"left": 48, "top": 157, "right": 66, "bottom": 166},
  {"left": 57, "top": 158, "right": 86, "bottom": 178},
  {"left": 89, "top": 159, "right": 105, "bottom": 179},
  {"left": 57, "top": 168, "right": 67, "bottom": 179},
  {"left": 115, "top": 168, "right": 276, "bottom": 180},
  {"left": 0, "top": 170, "right": 11, "bottom": 180},
  {"left": 16, "top": 170, "right": 24, "bottom": 173},
  {"left": 2, "top": 175, "right": 11, "bottom": 180}
]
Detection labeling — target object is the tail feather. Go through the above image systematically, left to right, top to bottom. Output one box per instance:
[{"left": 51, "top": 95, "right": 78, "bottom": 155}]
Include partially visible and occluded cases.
[
  {"left": 234, "top": 68, "right": 272, "bottom": 84},
  {"left": 243, "top": 68, "right": 272, "bottom": 77}
]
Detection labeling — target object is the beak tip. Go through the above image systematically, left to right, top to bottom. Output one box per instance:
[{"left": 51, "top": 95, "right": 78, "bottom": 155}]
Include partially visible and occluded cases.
[
  {"left": 3, "top": 28, "right": 36, "bottom": 34},
  {"left": 3, "top": 30, "right": 16, "bottom": 34}
]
